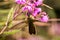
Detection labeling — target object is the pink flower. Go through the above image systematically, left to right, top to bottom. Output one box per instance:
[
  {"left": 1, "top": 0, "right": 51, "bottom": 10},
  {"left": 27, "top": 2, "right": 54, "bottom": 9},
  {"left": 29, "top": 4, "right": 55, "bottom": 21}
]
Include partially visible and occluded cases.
[
  {"left": 15, "top": 0, "right": 26, "bottom": 4},
  {"left": 34, "top": 0, "right": 43, "bottom": 6},
  {"left": 28, "top": 2, "right": 35, "bottom": 7},
  {"left": 22, "top": 5, "right": 33, "bottom": 12},
  {"left": 32, "top": 8, "right": 42, "bottom": 16},
  {"left": 41, "top": 12, "right": 47, "bottom": 17},
  {"left": 39, "top": 15, "right": 49, "bottom": 22}
]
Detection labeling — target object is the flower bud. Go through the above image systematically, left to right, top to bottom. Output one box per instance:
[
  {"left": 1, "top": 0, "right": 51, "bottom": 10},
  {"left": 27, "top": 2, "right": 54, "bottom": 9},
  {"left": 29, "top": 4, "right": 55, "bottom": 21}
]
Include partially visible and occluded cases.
[
  {"left": 15, "top": 0, "right": 26, "bottom": 4},
  {"left": 39, "top": 15, "right": 49, "bottom": 22}
]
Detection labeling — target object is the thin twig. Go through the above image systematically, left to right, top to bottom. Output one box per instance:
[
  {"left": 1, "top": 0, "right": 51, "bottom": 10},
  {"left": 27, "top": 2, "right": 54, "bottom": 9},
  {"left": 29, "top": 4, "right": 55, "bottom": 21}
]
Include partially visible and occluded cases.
[
  {"left": 43, "top": 4, "right": 53, "bottom": 9},
  {"left": 13, "top": 5, "right": 23, "bottom": 20},
  {"left": 0, "top": 6, "right": 14, "bottom": 35},
  {"left": 49, "top": 18, "right": 60, "bottom": 21},
  {"left": 10, "top": 20, "right": 26, "bottom": 29},
  {"left": 0, "top": 26, "right": 7, "bottom": 35}
]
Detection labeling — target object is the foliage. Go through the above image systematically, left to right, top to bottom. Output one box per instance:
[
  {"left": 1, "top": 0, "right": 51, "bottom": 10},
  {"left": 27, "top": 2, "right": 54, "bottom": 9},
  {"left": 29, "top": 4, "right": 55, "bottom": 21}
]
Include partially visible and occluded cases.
[{"left": 0, "top": 0, "right": 58, "bottom": 40}]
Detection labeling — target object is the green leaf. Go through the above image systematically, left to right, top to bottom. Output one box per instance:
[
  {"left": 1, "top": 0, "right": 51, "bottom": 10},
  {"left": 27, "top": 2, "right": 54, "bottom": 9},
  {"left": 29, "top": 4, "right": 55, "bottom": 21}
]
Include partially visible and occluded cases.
[{"left": 3, "top": 30, "right": 20, "bottom": 35}]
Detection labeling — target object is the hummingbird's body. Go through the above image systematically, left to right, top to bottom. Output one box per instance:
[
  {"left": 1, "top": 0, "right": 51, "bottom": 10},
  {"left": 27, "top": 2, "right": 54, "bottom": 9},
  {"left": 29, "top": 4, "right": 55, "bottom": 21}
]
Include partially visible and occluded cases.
[{"left": 28, "top": 17, "right": 36, "bottom": 34}]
